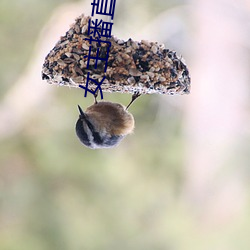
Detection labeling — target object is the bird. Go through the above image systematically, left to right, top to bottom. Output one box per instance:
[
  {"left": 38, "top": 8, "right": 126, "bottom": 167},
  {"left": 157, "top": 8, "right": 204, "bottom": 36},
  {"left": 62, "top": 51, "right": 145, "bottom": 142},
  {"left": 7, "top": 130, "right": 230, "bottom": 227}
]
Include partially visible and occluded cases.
[{"left": 75, "top": 92, "right": 140, "bottom": 149}]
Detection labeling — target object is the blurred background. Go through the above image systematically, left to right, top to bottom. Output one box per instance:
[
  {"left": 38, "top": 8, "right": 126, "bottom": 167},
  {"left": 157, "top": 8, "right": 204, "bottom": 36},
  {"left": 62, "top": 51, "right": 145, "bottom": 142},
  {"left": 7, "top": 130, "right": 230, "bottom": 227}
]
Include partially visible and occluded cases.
[{"left": 1, "top": 0, "right": 250, "bottom": 249}]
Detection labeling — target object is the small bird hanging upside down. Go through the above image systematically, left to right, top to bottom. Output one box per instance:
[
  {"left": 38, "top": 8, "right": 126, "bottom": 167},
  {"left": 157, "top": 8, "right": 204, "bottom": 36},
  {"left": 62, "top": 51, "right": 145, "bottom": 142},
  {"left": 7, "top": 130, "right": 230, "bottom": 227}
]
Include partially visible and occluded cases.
[{"left": 75, "top": 92, "right": 140, "bottom": 149}]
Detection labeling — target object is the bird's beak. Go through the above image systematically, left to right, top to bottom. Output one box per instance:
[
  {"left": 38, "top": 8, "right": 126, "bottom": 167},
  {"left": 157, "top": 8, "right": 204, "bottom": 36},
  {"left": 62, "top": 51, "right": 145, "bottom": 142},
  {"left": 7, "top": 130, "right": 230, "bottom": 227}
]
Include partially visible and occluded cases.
[{"left": 77, "top": 105, "right": 86, "bottom": 119}]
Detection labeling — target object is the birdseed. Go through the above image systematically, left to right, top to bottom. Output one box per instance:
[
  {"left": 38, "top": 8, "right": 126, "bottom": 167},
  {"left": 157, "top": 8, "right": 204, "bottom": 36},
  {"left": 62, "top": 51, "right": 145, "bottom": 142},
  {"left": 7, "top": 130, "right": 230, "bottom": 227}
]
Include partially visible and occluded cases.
[{"left": 42, "top": 14, "right": 191, "bottom": 95}]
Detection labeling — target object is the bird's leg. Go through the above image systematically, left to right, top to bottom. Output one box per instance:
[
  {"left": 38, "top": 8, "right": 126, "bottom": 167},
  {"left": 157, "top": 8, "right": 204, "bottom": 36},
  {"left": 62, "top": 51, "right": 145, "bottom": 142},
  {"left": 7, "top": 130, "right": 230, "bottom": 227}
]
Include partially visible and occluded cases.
[
  {"left": 94, "top": 90, "right": 99, "bottom": 104},
  {"left": 126, "top": 91, "right": 141, "bottom": 110}
]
